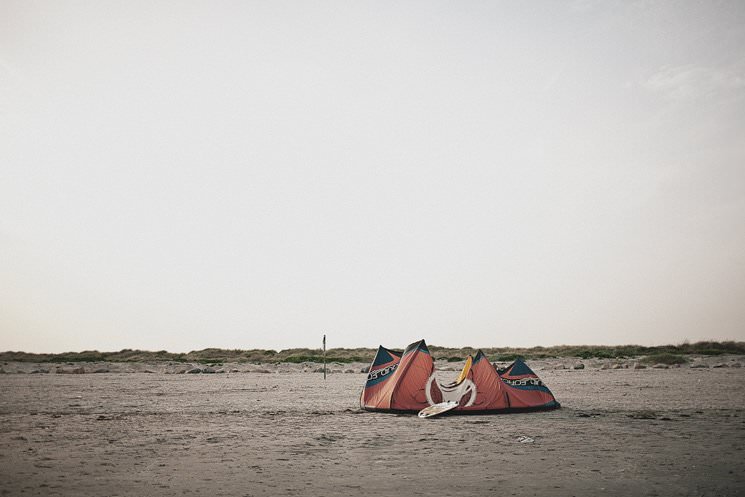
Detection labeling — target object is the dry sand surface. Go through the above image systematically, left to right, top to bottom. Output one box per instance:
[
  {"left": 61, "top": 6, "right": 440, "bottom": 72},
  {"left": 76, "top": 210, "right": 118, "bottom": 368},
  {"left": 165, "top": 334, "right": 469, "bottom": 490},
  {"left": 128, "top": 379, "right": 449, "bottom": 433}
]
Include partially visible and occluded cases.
[{"left": 1, "top": 358, "right": 745, "bottom": 497}]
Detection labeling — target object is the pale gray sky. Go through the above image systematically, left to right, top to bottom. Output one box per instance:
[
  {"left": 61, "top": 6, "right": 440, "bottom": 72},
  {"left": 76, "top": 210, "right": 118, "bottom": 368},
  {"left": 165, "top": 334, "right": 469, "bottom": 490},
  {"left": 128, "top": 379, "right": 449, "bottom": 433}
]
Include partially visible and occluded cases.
[{"left": 1, "top": 1, "right": 744, "bottom": 353}]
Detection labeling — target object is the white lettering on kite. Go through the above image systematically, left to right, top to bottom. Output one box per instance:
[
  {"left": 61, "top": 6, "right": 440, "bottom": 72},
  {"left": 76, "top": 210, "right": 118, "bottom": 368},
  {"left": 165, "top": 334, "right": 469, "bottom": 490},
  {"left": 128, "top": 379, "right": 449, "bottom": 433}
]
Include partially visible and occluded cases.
[{"left": 367, "top": 363, "right": 398, "bottom": 382}]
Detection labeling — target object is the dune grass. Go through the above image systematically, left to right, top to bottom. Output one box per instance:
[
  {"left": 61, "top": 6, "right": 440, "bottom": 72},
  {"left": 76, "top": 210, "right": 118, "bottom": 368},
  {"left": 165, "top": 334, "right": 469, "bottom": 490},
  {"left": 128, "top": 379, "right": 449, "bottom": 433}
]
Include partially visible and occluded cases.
[{"left": 1, "top": 341, "right": 743, "bottom": 364}]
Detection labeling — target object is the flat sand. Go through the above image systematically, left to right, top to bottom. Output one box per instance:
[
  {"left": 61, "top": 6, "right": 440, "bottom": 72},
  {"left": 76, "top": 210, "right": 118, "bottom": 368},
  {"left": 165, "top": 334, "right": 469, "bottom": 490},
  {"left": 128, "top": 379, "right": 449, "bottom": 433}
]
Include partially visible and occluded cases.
[{"left": 1, "top": 362, "right": 744, "bottom": 496}]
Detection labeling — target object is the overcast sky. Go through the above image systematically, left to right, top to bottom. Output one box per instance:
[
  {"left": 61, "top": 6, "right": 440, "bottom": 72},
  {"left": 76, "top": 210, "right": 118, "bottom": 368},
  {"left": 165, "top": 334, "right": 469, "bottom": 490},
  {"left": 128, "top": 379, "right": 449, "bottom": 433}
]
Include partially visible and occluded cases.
[{"left": 1, "top": 1, "right": 744, "bottom": 353}]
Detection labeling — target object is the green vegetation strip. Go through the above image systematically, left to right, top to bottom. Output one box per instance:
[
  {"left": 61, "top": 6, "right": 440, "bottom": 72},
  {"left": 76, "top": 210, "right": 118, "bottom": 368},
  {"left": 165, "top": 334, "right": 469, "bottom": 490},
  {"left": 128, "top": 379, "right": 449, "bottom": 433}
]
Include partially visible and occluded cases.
[{"left": 1, "top": 341, "right": 743, "bottom": 364}]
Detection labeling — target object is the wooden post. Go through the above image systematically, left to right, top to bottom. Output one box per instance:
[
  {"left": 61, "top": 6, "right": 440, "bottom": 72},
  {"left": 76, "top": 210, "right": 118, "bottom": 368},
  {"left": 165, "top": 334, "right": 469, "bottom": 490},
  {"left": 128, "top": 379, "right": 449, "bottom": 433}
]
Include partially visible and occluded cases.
[{"left": 323, "top": 334, "right": 326, "bottom": 380}]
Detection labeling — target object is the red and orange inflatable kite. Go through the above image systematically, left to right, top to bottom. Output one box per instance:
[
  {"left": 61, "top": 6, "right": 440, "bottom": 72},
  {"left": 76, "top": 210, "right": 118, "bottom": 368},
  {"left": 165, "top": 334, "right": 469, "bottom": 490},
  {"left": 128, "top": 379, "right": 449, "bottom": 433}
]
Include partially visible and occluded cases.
[{"left": 361, "top": 339, "right": 560, "bottom": 414}]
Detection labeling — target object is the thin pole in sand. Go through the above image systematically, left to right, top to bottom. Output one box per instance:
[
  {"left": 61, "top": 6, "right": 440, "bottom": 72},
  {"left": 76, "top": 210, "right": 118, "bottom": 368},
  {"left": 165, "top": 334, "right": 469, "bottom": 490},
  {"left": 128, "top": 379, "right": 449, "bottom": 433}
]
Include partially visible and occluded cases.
[{"left": 323, "top": 334, "right": 326, "bottom": 380}]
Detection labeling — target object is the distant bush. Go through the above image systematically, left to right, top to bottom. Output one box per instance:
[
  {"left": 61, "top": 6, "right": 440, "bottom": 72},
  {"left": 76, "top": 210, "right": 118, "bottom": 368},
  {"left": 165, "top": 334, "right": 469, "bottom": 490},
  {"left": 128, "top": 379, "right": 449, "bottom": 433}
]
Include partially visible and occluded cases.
[
  {"left": 677, "top": 341, "right": 745, "bottom": 355},
  {"left": 592, "top": 349, "right": 623, "bottom": 359},
  {"left": 696, "top": 349, "right": 725, "bottom": 356},
  {"left": 54, "top": 350, "right": 106, "bottom": 362},
  {"left": 495, "top": 353, "right": 524, "bottom": 362},
  {"left": 640, "top": 353, "right": 688, "bottom": 365},
  {"left": 282, "top": 355, "right": 362, "bottom": 364},
  {"left": 283, "top": 355, "right": 324, "bottom": 363},
  {"left": 343, "top": 356, "right": 367, "bottom": 363},
  {"left": 445, "top": 356, "right": 462, "bottom": 362}
]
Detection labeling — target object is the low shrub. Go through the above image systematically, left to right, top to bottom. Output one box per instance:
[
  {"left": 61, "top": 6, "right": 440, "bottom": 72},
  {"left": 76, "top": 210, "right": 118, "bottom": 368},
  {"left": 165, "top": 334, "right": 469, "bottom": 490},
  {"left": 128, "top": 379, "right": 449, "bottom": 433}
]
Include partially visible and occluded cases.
[
  {"left": 495, "top": 353, "right": 524, "bottom": 362},
  {"left": 640, "top": 353, "right": 688, "bottom": 365}
]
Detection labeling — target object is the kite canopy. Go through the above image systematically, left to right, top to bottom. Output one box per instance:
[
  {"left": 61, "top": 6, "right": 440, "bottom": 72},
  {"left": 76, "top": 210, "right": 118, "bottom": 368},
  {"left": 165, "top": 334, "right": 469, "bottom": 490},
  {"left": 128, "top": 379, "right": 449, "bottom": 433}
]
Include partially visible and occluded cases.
[{"left": 360, "top": 339, "right": 560, "bottom": 414}]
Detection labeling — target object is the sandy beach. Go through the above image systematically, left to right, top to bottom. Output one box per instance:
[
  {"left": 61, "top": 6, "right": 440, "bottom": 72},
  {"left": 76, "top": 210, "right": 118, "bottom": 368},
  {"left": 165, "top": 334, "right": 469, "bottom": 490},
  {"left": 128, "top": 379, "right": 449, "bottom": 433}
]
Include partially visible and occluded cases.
[{"left": 1, "top": 358, "right": 744, "bottom": 496}]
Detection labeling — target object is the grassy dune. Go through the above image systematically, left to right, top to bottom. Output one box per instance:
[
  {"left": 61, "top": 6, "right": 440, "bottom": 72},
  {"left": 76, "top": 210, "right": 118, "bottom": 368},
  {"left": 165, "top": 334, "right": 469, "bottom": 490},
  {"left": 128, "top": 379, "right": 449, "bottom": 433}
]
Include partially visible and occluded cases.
[{"left": 1, "top": 341, "right": 743, "bottom": 364}]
